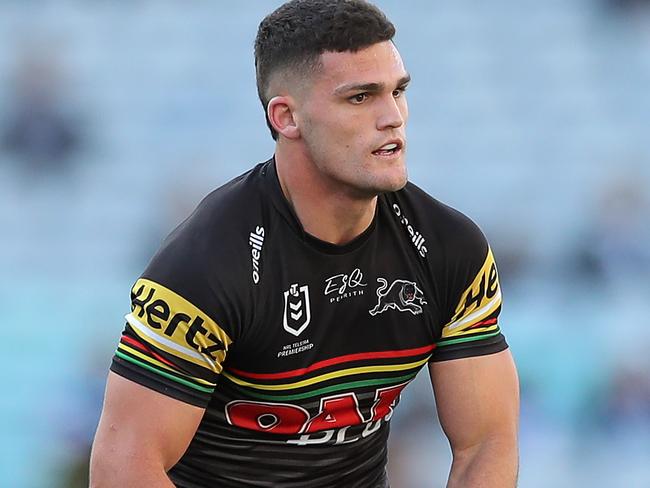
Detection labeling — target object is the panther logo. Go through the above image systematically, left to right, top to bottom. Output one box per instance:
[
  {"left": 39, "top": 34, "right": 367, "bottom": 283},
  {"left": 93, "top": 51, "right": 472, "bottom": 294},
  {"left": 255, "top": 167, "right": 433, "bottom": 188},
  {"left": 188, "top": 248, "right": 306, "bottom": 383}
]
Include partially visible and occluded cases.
[{"left": 368, "top": 278, "right": 427, "bottom": 316}]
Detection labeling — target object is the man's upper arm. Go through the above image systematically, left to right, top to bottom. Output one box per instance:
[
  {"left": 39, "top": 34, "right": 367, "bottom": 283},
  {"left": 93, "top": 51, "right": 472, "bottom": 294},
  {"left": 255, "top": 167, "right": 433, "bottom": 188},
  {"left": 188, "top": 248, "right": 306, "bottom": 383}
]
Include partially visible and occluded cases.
[
  {"left": 91, "top": 184, "right": 248, "bottom": 485},
  {"left": 406, "top": 195, "right": 520, "bottom": 486},
  {"left": 425, "top": 216, "right": 518, "bottom": 448},
  {"left": 429, "top": 349, "right": 519, "bottom": 451},
  {"left": 91, "top": 372, "right": 205, "bottom": 478}
]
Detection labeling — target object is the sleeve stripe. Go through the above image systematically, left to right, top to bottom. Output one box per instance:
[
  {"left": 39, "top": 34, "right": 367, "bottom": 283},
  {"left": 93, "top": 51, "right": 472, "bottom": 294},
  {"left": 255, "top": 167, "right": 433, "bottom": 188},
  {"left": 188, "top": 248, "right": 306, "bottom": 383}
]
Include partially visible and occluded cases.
[
  {"left": 444, "top": 288, "right": 501, "bottom": 333},
  {"left": 126, "top": 313, "right": 220, "bottom": 372},
  {"left": 467, "top": 317, "right": 497, "bottom": 329},
  {"left": 438, "top": 324, "right": 499, "bottom": 341},
  {"left": 456, "top": 324, "right": 499, "bottom": 335},
  {"left": 437, "top": 329, "right": 501, "bottom": 347},
  {"left": 121, "top": 334, "right": 177, "bottom": 368},
  {"left": 121, "top": 334, "right": 214, "bottom": 385},
  {"left": 117, "top": 343, "right": 214, "bottom": 387},
  {"left": 115, "top": 350, "right": 215, "bottom": 393}
]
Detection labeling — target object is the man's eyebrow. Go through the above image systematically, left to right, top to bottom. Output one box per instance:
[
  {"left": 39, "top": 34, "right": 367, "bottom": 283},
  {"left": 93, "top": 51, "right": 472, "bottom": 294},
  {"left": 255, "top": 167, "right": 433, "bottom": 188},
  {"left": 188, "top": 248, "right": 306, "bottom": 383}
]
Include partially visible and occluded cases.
[
  {"left": 334, "top": 74, "right": 411, "bottom": 96},
  {"left": 396, "top": 74, "right": 412, "bottom": 87}
]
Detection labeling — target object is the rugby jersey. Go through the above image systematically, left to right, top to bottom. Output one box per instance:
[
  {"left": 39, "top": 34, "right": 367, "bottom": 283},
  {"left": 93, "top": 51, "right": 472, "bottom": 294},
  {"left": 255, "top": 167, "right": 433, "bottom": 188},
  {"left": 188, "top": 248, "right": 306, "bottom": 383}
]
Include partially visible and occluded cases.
[{"left": 110, "top": 157, "right": 507, "bottom": 487}]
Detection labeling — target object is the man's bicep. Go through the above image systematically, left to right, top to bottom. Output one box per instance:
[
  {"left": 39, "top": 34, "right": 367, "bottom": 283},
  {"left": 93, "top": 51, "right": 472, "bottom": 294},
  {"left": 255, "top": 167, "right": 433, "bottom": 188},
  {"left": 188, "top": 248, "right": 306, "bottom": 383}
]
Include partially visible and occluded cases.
[
  {"left": 429, "top": 349, "right": 519, "bottom": 451},
  {"left": 93, "top": 371, "right": 205, "bottom": 470}
]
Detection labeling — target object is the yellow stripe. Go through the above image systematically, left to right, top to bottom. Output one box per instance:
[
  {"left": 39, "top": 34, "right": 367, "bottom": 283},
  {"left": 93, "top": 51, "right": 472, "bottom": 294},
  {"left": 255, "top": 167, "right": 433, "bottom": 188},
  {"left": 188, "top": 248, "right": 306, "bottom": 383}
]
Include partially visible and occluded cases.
[
  {"left": 442, "top": 297, "right": 501, "bottom": 338},
  {"left": 128, "top": 319, "right": 224, "bottom": 374},
  {"left": 442, "top": 324, "right": 499, "bottom": 339},
  {"left": 118, "top": 343, "right": 214, "bottom": 386},
  {"left": 119, "top": 343, "right": 176, "bottom": 374},
  {"left": 223, "top": 356, "right": 431, "bottom": 391}
]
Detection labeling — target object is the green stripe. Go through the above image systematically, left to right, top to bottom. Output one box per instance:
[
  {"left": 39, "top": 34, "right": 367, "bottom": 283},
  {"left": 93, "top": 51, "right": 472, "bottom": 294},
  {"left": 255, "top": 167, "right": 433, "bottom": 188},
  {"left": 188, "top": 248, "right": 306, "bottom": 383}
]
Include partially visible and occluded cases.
[
  {"left": 436, "top": 330, "right": 501, "bottom": 347},
  {"left": 120, "top": 337, "right": 221, "bottom": 385},
  {"left": 116, "top": 346, "right": 205, "bottom": 386},
  {"left": 115, "top": 350, "right": 214, "bottom": 393},
  {"left": 226, "top": 371, "right": 419, "bottom": 402}
]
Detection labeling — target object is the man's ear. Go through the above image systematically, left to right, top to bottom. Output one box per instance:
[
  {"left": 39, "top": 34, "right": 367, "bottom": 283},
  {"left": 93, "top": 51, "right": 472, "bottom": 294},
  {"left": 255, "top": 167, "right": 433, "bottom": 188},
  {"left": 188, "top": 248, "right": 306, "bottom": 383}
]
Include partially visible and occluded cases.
[{"left": 267, "top": 96, "right": 301, "bottom": 140}]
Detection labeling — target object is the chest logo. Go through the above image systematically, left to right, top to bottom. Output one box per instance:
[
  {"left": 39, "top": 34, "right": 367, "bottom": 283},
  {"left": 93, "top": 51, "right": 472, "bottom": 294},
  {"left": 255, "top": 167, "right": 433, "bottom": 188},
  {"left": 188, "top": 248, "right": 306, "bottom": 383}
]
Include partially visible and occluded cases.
[
  {"left": 324, "top": 268, "right": 367, "bottom": 303},
  {"left": 369, "top": 278, "right": 427, "bottom": 316},
  {"left": 283, "top": 283, "right": 312, "bottom": 336}
]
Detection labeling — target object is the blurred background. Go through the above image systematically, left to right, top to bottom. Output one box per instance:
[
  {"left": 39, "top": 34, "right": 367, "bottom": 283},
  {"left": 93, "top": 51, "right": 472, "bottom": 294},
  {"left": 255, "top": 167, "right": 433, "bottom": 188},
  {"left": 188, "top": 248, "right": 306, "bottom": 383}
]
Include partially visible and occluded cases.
[{"left": 1, "top": 0, "right": 649, "bottom": 487}]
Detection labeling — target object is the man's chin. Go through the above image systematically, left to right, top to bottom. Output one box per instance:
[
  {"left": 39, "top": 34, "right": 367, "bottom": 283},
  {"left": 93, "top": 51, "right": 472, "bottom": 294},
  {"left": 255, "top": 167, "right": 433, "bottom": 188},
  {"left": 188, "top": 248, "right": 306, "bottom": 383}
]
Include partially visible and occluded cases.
[
  {"left": 341, "top": 166, "right": 408, "bottom": 198},
  {"left": 380, "top": 170, "right": 408, "bottom": 192},
  {"left": 365, "top": 175, "right": 408, "bottom": 197}
]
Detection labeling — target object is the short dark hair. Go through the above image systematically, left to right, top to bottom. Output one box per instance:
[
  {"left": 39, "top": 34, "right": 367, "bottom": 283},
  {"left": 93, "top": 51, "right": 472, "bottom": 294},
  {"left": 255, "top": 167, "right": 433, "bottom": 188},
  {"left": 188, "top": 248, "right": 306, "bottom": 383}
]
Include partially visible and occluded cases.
[{"left": 254, "top": 0, "right": 396, "bottom": 140}]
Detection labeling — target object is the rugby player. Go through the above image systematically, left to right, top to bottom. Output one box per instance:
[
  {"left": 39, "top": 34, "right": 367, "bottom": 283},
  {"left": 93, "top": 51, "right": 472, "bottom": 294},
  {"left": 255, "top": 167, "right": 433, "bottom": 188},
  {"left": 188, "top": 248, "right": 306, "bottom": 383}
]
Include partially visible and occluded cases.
[{"left": 90, "top": 1, "right": 520, "bottom": 486}]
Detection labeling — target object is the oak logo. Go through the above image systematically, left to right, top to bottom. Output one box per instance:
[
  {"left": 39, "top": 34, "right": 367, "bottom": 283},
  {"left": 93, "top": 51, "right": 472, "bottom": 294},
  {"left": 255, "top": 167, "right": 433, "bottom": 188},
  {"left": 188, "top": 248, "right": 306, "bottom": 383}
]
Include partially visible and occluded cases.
[
  {"left": 130, "top": 280, "right": 226, "bottom": 359},
  {"left": 283, "top": 283, "right": 311, "bottom": 337},
  {"left": 225, "top": 382, "right": 408, "bottom": 445}
]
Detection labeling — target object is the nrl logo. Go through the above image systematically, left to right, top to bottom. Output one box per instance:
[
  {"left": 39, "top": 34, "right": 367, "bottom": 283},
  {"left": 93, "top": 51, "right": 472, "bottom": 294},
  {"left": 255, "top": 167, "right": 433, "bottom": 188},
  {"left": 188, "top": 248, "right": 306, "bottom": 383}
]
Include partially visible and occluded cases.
[
  {"left": 369, "top": 278, "right": 427, "bottom": 316},
  {"left": 283, "top": 283, "right": 312, "bottom": 336}
]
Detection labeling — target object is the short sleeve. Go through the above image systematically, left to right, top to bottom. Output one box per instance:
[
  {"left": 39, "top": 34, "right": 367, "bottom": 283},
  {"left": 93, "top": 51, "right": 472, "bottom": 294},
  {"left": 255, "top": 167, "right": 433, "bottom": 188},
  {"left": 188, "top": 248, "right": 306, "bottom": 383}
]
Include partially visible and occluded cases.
[
  {"left": 110, "top": 215, "right": 241, "bottom": 407},
  {"left": 430, "top": 226, "right": 508, "bottom": 362},
  {"left": 110, "top": 278, "right": 233, "bottom": 407}
]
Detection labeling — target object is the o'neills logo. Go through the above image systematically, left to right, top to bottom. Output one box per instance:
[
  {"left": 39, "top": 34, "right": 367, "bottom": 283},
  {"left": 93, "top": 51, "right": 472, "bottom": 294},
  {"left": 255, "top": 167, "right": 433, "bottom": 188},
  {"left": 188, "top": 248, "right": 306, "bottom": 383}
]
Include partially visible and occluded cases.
[
  {"left": 392, "top": 204, "right": 427, "bottom": 258},
  {"left": 249, "top": 226, "right": 265, "bottom": 284}
]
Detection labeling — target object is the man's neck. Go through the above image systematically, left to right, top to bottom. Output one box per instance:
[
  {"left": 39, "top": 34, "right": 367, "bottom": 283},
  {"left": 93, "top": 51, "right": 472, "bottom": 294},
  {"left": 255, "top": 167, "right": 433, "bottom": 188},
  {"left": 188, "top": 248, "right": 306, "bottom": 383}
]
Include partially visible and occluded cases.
[{"left": 275, "top": 144, "right": 377, "bottom": 246}]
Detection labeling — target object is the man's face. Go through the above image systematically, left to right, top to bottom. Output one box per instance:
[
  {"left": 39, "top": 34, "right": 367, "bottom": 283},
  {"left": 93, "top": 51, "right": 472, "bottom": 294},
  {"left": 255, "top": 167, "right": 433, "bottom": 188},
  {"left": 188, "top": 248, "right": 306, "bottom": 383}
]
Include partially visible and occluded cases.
[{"left": 293, "top": 41, "right": 410, "bottom": 198}]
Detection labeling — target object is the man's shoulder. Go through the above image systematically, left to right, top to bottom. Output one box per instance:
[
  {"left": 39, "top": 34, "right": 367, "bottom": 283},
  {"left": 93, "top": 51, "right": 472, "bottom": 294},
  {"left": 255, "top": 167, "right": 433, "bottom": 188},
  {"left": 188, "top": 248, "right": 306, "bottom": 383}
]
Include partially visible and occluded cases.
[
  {"left": 142, "top": 161, "right": 272, "bottom": 289},
  {"left": 168, "top": 161, "right": 271, "bottom": 246},
  {"left": 190, "top": 161, "right": 269, "bottom": 229}
]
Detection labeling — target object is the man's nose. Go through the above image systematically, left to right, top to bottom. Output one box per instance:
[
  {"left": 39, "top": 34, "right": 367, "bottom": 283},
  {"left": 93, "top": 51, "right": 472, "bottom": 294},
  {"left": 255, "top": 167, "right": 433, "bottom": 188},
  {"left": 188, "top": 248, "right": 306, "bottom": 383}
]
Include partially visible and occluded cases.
[{"left": 376, "top": 94, "right": 406, "bottom": 130}]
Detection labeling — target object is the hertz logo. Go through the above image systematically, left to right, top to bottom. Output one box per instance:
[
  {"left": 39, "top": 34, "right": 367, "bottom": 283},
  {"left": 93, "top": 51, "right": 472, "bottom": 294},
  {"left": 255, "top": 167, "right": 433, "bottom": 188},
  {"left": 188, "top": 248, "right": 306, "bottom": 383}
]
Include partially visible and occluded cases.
[
  {"left": 446, "top": 248, "right": 501, "bottom": 332},
  {"left": 130, "top": 279, "right": 229, "bottom": 361}
]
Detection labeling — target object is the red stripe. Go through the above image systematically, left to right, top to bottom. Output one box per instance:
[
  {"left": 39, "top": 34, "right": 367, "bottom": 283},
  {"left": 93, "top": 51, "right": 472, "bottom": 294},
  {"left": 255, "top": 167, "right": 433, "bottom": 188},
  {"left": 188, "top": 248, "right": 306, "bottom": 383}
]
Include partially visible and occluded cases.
[
  {"left": 467, "top": 318, "right": 498, "bottom": 329},
  {"left": 121, "top": 335, "right": 176, "bottom": 368},
  {"left": 228, "top": 344, "right": 437, "bottom": 380}
]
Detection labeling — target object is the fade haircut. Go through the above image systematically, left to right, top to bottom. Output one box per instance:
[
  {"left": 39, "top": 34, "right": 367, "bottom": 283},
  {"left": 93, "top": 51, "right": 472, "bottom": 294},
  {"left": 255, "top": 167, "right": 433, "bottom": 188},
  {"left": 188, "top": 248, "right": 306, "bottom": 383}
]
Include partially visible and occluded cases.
[{"left": 254, "top": 0, "right": 396, "bottom": 140}]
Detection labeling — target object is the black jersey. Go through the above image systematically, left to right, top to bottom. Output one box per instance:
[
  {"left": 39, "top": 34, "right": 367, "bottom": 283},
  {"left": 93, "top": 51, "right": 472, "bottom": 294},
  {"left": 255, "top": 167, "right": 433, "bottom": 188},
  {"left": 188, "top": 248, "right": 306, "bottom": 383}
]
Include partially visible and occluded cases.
[{"left": 110, "top": 158, "right": 507, "bottom": 487}]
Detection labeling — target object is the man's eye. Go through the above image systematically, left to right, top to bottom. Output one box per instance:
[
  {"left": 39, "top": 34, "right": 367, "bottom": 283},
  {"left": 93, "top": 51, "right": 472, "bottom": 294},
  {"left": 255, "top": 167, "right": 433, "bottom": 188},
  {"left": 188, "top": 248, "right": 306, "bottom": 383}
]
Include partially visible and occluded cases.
[
  {"left": 393, "top": 87, "right": 406, "bottom": 98},
  {"left": 350, "top": 93, "right": 368, "bottom": 104}
]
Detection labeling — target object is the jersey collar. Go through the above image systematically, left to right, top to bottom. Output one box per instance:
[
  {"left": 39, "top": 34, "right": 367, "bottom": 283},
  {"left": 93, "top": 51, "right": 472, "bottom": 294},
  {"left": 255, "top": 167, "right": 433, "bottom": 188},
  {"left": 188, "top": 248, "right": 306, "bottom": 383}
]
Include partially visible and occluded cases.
[{"left": 261, "top": 156, "right": 378, "bottom": 255}]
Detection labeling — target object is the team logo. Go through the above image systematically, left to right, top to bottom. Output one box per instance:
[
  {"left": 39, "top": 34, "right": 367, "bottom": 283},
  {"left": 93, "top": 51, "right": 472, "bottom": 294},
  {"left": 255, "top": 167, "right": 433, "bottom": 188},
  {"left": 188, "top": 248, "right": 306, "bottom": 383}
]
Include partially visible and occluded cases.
[
  {"left": 369, "top": 278, "right": 427, "bottom": 316},
  {"left": 283, "top": 283, "right": 312, "bottom": 336}
]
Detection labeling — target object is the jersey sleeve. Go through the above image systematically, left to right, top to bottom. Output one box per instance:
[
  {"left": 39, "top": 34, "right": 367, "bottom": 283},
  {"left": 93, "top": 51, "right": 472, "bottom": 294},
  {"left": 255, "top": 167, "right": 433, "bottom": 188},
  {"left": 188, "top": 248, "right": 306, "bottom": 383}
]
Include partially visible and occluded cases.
[
  {"left": 110, "top": 216, "right": 243, "bottom": 407},
  {"left": 430, "top": 219, "right": 508, "bottom": 362}
]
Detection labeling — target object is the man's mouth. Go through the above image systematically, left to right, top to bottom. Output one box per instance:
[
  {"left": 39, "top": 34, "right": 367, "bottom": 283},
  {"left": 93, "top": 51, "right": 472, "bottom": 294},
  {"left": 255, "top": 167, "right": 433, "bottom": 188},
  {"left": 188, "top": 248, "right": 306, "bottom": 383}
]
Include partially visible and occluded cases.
[{"left": 372, "top": 141, "right": 403, "bottom": 157}]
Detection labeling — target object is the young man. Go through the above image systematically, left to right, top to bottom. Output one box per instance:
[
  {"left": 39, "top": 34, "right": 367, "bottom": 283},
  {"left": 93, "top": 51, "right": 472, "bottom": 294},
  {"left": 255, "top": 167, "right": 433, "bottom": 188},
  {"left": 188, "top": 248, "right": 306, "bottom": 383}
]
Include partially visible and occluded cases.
[{"left": 90, "top": 1, "right": 520, "bottom": 487}]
